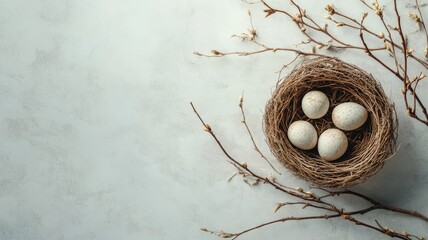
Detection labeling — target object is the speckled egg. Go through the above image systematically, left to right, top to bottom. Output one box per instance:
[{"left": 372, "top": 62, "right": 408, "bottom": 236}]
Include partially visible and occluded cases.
[
  {"left": 301, "top": 91, "right": 330, "bottom": 119},
  {"left": 332, "top": 102, "right": 368, "bottom": 131},
  {"left": 287, "top": 120, "right": 318, "bottom": 150},
  {"left": 318, "top": 128, "right": 348, "bottom": 161}
]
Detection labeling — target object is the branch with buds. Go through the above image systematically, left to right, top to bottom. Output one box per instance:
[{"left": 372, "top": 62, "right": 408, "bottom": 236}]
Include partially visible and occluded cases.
[
  {"left": 194, "top": 0, "right": 428, "bottom": 126},
  {"left": 191, "top": 100, "right": 428, "bottom": 239}
]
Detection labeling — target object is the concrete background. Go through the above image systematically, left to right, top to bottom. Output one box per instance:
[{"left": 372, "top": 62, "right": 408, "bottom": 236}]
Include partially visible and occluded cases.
[{"left": 0, "top": 0, "right": 427, "bottom": 239}]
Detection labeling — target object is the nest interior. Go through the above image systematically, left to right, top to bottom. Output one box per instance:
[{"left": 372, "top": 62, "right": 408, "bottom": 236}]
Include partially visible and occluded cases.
[{"left": 264, "top": 57, "right": 397, "bottom": 188}]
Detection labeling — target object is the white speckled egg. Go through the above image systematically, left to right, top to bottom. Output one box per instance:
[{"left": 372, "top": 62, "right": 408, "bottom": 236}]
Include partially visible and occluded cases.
[
  {"left": 302, "top": 91, "right": 330, "bottom": 119},
  {"left": 332, "top": 102, "right": 368, "bottom": 131},
  {"left": 287, "top": 120, "right": 318, "bottom": 150},
  {"left": 318, "top": 128, "right": 348, "bottom": 161}
]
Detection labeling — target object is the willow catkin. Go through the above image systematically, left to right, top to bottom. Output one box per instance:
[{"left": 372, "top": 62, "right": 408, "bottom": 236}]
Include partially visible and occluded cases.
[{"left": 264, "top": 57, "right": 397, "bottom": 188}]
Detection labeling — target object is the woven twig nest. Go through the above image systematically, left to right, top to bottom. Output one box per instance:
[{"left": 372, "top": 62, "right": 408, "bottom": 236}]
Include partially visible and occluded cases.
[{"left": 264, "top": 57, "right": 397, "bottom": 188}]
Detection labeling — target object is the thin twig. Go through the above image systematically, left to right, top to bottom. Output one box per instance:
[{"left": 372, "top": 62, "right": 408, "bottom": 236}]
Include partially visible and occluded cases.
[
  {"left": 415, "top": 0, "right": 428, "bottom": 51},
  {"left": 194, "top": 47, "right": 324, "bottom": 58},
  {"left": 274, "top": 54, "right": 299, "bottom": 87},
  {"left": 239, "top": 94, "right": 281, "bottom": 174},
  {"left": 318, "top": 189, "right": 428, "bottom": 223}
]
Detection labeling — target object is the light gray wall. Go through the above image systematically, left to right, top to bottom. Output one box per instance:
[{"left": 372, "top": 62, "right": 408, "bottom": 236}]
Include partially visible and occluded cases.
[{"left": 0, "top": 0, "right": 427, "bottom": 239}]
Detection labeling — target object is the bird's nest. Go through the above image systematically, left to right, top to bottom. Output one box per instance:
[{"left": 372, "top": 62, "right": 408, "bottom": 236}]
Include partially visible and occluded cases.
[{"left": 264, "top": 57, "right": 398, "bottom": 188}]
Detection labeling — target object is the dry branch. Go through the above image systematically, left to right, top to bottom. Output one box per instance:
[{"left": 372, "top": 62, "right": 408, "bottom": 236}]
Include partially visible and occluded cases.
[
  {"left": 195, "top": 0, "right": 428, "bottom": 126},
  {"left": 191, "top": 102, "right": 428, "bottom": 239}
]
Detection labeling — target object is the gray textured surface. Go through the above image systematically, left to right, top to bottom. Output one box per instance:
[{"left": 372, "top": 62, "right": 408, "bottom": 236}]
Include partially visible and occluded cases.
[{"left": 0, "top": 0, "right": 427, "bottom": 239}]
